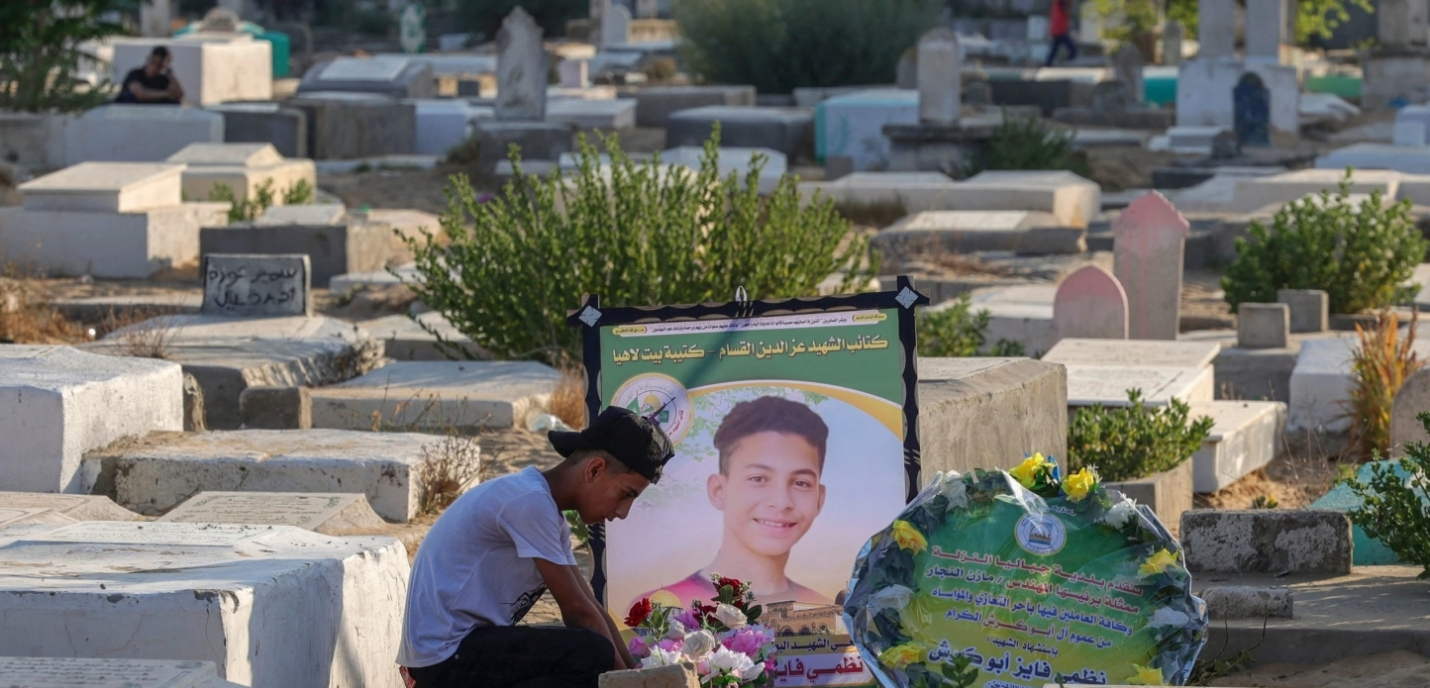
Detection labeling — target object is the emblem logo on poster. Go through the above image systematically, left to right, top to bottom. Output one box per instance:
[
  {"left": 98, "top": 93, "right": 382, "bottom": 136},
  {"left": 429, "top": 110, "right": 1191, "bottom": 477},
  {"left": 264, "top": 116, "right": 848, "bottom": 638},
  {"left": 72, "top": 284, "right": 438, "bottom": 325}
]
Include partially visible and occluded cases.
[
  {"left": 611, "top": 373, "right": 694, "bottom": 443},
  {"left": 1014, "top": 513, "right": 1066, "bottom": 556}
]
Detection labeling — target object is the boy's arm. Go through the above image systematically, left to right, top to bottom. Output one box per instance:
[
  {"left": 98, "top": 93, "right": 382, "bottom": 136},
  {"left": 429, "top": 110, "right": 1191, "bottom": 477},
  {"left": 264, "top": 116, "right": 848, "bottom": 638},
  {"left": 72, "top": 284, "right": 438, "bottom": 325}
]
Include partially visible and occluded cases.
[
  {"left": 535, "top": 558, "right": 630, "bottom": 670},
  {"left": 579, "top": 573, "right": 640, "bottom": 670}
]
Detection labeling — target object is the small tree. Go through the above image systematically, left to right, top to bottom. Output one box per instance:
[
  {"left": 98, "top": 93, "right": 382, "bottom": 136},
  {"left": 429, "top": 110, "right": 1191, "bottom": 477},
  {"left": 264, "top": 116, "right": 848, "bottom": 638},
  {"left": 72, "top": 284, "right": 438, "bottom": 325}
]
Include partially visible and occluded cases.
[
  {"left": 0, "top": 0, "right": 129, "bottom": 113},
  {"left": 401, "top": 128, "right": 875, "bottom": 363},
  {"left": 1068, "top": 390, "right": 1214, "bottom": 482},
  {"left": 1348, "top": 411, "right": 1430, "bottom": 578}
]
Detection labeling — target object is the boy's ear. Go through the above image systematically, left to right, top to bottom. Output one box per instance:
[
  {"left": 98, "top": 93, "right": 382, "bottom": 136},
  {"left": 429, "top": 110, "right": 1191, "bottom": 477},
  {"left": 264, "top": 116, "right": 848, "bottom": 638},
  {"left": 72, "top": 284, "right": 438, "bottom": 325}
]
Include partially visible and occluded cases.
[
  {"left": 584, "top": 455, "right": 606, "bottom": 482},
  {"left": 707, "top": 472, "right": 726, "bottom": 510},
  {"left": 817, "top": 483, "right": 826, "bottom": 514}
]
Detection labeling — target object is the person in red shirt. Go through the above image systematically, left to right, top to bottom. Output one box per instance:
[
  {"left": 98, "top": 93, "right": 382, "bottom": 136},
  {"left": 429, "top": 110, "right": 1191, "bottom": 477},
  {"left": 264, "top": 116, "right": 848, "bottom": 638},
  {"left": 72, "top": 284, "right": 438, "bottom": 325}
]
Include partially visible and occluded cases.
[{"left": 1046, "top": 0, "right": 1077, "bottom": 66}]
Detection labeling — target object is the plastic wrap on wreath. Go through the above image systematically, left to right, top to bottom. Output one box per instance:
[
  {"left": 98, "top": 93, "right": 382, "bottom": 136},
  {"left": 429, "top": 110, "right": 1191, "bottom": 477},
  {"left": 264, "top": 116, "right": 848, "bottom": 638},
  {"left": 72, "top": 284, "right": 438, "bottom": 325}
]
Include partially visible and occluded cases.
[{"left": 843, "top": 456, "right": 1208, "bottom": 688}]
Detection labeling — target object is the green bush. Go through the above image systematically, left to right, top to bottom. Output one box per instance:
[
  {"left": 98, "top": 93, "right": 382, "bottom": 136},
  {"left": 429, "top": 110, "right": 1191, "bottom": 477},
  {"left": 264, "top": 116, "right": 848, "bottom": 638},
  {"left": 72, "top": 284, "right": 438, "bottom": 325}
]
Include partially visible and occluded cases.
[
  {"left": 0, "top": 0, "right": 127, "bottom": 113},
  {"left": 457, "top": 0, "right": 586, "bottom": 42},
  {"left": 675, "top": 0, "right": 941, "bottom": 94},
  {"left": 951, "top": 112, "right": 1087, "bottom": 180},
  {"left": 401, "top": 128, "right": 875, "bottom": 363},
  {"left": 1222, "top": 172, "right": 1427, "bottom": 314},
  {"left": 209, "top": 178, "right": 311, "bottom": 222},
  {"left": 917, "top": 295, "right": 1025, "bottom": 358},
  {"left": 1068, "top": 390, "right": 1214, "bottom": 482},
  {"left": 1348, "top": 412, "right": 1430, "bottom": 579}
]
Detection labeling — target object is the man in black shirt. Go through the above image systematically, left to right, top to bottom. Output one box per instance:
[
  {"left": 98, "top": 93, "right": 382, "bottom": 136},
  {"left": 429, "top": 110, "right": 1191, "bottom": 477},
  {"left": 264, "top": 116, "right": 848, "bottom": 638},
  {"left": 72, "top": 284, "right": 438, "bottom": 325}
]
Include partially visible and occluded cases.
[{"left": 115, "top": 46, "right": 185, "bottom": 104}]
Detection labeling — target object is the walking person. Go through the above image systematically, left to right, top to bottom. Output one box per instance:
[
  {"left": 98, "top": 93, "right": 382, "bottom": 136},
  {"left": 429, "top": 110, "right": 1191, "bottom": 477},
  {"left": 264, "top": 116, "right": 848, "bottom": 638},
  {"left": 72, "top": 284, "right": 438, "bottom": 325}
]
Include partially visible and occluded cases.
[{"left": 1046, "top": 0, "right": 1078, "bottom": 66}]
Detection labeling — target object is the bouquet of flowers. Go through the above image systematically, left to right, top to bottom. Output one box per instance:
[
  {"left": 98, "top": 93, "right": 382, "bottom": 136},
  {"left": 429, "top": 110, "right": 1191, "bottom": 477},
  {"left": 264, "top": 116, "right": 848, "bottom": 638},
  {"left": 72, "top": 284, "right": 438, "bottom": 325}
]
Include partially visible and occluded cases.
[{"left": 624, "top": 574, "right": 779, "bottom": 687}]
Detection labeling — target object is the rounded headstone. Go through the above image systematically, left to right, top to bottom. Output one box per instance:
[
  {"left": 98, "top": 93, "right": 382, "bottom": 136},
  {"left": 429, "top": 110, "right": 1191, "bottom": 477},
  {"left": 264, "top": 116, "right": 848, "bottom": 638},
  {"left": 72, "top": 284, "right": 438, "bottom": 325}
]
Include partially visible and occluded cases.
[
  {"left": 202, "top": 6, "right": 241, "bottom": 32},
  {"left": 845, "top": 464, "right": 1208, "bottom": 688}
]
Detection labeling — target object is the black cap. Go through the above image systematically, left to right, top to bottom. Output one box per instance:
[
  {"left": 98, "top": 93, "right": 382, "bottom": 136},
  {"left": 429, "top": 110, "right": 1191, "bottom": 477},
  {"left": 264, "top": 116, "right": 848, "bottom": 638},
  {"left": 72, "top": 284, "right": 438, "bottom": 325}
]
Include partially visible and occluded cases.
[{"left": 549, "top": 406, "right": 675, "bottom": 484}]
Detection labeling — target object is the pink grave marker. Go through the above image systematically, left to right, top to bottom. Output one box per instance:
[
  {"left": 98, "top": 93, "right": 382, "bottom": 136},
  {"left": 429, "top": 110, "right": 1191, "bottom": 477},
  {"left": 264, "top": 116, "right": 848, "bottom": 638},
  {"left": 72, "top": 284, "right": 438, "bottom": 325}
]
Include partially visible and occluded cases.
[
  {"left": 1113, "top": 191, "right": 1189, "bottom": 340},
  {"left": 1053, "top": 264, "right": 1129, "bottom": 340}
]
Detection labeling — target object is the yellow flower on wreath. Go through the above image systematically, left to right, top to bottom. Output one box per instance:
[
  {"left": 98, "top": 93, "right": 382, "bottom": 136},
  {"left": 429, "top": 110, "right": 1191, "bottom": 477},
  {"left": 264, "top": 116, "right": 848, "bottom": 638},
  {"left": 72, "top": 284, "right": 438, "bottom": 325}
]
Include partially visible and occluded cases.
[
  {"left": 1009, "top": 453, "right": 1051, "bottom": 489},
  {"left": 1064, "top": 467, "right": 1098, "bottom": 502},
  {"left": 890, "top": 520, "right": 927, "bottom": 553},
  {"left": 1138, "top": 548, "right": 1180, "bottom": 577},
  {"left": 879, "top": 643, "right": 925, "bottom": 669},
  {"left": 1126, "top": 663, "right": 1165, "bottom": 685}
]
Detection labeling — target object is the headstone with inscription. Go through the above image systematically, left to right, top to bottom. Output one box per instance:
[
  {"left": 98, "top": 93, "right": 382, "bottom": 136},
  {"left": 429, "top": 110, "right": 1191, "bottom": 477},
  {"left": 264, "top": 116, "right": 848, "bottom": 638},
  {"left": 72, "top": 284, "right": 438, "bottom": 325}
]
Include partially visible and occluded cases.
[
  {"left": 497, "top": 7, "right": 548, "bottom": 121},
  {"left": 1234, "top": 73, "right": 1271, "bottom": 147},
  {"left": 1112, "top": 192, "right": 1188, "bottom": 341},
  {"left": 201, "top": 254, "right": 312, "bottom": 317},
  {"left": 1052, "top": 264, "right": 1129, "bottom": 341},
  {"left": 846, "top": 469, "right": 1207, "bottom": 688},
  {"left": 159, "top": 491, "right": 387, "bottom": 534},
  {"left": 0, "top": 657, "right": 244, "bottom": 688}
]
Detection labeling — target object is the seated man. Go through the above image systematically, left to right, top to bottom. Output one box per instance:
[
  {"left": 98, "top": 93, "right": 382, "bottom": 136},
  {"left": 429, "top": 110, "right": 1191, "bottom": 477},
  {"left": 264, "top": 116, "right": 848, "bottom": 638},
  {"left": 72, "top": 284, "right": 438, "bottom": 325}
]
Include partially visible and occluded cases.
[
  {"left": 115, "top": 46, "right": 184, "bottom": 104},
  {"left": 639, "top": 395, "right": 831, "bottom": 610},
  {"left": 399, "top": 406, "right": 674, "bottom": 688}
]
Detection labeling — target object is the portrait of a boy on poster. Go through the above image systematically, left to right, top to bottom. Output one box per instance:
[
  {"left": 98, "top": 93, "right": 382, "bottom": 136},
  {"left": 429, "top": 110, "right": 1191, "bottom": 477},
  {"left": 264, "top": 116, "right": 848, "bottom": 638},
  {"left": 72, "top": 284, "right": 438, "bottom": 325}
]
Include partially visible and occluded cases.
[{"left": 572, "top": 284, "right": 926, "bottom": 687}]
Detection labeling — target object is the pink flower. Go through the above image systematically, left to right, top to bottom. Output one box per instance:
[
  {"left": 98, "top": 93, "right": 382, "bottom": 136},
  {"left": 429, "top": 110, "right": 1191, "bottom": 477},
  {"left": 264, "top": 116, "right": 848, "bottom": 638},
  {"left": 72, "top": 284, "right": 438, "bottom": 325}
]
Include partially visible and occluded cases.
[
  {"left": 672, "top": 608, "right": 701, "bottom": 630},
  {"left": 722, "top": 628, "right": 765, "bottom": 657},
  {"left": 628, "top": 635, "right": 649, "bottom": 657},
  {"left": 656, "top": 638, "right": 682, "bottom": 654}
]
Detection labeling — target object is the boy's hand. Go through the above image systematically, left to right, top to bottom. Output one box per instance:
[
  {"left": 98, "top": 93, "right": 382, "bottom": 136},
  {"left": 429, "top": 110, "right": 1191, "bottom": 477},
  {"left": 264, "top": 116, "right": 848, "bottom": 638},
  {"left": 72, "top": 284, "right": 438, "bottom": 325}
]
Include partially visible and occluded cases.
[{"left": 535, "top": 558, "right": 627, "bottom": 670}]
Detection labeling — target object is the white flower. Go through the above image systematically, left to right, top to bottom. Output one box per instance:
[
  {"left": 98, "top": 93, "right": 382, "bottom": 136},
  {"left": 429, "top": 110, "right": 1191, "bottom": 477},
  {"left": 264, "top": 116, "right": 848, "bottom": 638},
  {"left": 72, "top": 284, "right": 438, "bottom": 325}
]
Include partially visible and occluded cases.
[
  {"left": 940, "top": 474, "right": 969, "bottom": 510},
  {"left": 1101, "top": 498, "right": 1139, "bottom": 529},
  {"left": 868, "top": 585, "right": 913, "bottom": 612},
  {"left": 714, "top": 603, "right": 747, "bottom": 629},
  {"left": 1148, "top": 607, "right": 1190, "bottom": 628},
  {"left": 665, "top": 617, "right": 687, "bottom": 640},
  {"left": 680, "top": 630, "right": 717, "bottom": 661},
  {"left": 707, "top": 645, "right": 760, "bottom": 680},
  {"left": 640, "top": 647, "right": 683, "bottom": 669}
]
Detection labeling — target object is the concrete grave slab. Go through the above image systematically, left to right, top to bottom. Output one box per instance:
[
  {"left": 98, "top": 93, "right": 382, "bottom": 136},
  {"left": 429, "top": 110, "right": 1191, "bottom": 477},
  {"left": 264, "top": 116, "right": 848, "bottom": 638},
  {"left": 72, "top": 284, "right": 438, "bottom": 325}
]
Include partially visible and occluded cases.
[
  {"left": 111, "top": 35, "right": 272, "bottom": 106},
  {"left": 298, "top": 56, "right": 435, "bottom": 99},
  {"left": 634, "top": 85, "right": 756, "bottom": 128},
  {"left": 815, "top": 88, "right": 918, "bottom": 171},
  {"left": 286, "top": 93, "right": 416, "bottom": 159},
  {"left": 548, "top": 97, "right": 636, "bottom": 130},
  {"left": 410, "top": 99, "right": 488, "bottom": 157},
  {"left": 207, "top": 101, "right": 308, "bottom": 158},
  {"left": 64, "top": 105, "right": 223, "bottom": 165},
  {"left": 666, "top": 106, "right": 813, "bottom": 158},
  {"left": 474, "top": 120, "right": 573, "bottom": 173},
  {"left": 166, "top": 142, "right": 316, "bottom": 205},
  {"left": 1315, "top": 143, "right": 1430, "bottom": 175},
  {"left": 660, "top": 146, "right": 787, "bottom": 194},
  {"left": 18, "top": 162, "right": 184, "bottom": 213},
  {"left": 1232, "top": 168, "right": 1403, "bottom": 214},
  {"left": 955, "top": 170, "right": 1102, "bottom": 228},
  {"left": 798, "top": 172, "right": 960, "bottom": 215},
  {"left": 1113, "top": 191, "right": 1189, "bottom": 340},
  {"left": 0, "top": 201, "right": 227, "bottom": 279},
  {"left": 201, "top": 206, "right": 391, "bottom": 286},
  {"left": 872, "top": 210, "right": 1085, "bottom": 258},
  {"left": 201, "top": 254, "right": 312, "bottom": 317},
  {"left": 331, "top": 263, "right": 418, "bottom": 293},
  {"left": 1052, "top": 264, "right": 1128, "bottom": 341},
  {"left": 965, "top": 284, "right": 1058, "bottom": 356},
  {"left": 1277, "top": 289, "right": 1328, "bottom": 333},
  {"left": 1238, "top": 302, "right": 1290, "bottom": 349},
  {"left": 359, "top": 312, "right": 490, "bottom": 361},
  {"left": 88, "top": 315, "right": 382, "bottom": 430},
  {"left": 1287, "top": 335, "right": 1406, "bottom": 433},
  {"left": 1043, "top": 338, "right": 1220, "bottom": 369},
  {"left": 0, "top": 347, "right": 183, "bottom": 494},
  {"left": 917, "top": 358, "right": 1068, "bottom": 479},
  {"left": 309, "top": 361, "right": 559, "bottom": 431},
  {"left": 1064, "top": 364, "right": 1214, "bottom": 407},
  {"left": 1390, "top": 367, "right": 1430, "bottom": 452},
  {"left": 1187, "top": 400, "right": 1287, "bottom": 493},
  {"left": 85, "top": 430, "right": 455, "bottom": 521},
  {"left": 1310, "top": 460, "right": 1411, "bottom": 565},
  {"left": 159, "top": 491, "right": 387, "bottom": 533},
  {"left": 0, "top": 492, "right": 139, "bottom": 521},
  {"left": 0, "top": 507, "right": 77, "bottom": 529},
  {"left": 1181, "top": 509, "right": 1352, "bottom": 575},
  {"left": 0, "top": 522, "right": 407, "bottom": 687},
  {"left": 1200, "top": 586, "right": 1293, "bottom": 620},
  {"left": 0, "top": 656, "right": 244, "bottom": 688},
  {"left": 600, "top": 663, "right": 701, "bottom": 688}
]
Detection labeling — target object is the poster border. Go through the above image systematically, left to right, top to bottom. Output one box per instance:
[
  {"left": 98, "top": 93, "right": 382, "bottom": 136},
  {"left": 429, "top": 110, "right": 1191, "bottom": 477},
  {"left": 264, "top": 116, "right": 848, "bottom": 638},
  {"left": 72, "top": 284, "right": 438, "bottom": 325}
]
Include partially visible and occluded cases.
[{"left": 565, "top": 276, "right": 930, "bottom": 604}]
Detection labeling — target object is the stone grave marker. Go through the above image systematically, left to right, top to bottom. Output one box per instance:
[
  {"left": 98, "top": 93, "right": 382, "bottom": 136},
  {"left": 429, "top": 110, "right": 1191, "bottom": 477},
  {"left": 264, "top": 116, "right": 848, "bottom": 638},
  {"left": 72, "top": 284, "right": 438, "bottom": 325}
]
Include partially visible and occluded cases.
[
  {"left": 636, "top": 0, "right": 658, "bottom": 18},
  {"left": 1199, "top": 0, "right": 1236, "bottom": 59},
  {"left": 1246, "top": 0, "right": 1287, "bottom": 60},
  {"left": 1379, "top": 0, "right": 1429, "bottom": 48},
  {"left": 399, "top": 2, "right": 426, "bottom": 54},
  {"left": 602, "top": 3, "right": 631, "bottom": 46},
  {"left": 496, "top": 7, "right": 547, "bottom": 121},
  {"left": 1162, "top": 20, "right": 1183, "bottom": 66},
  {"left": 917, "top": 27, "right": 960, "bottom": 125},
  {"left": 1113, "top": 44, "right": 1145, "bottom": 105},
  {"left": 1234, "top": 73, "right": 1271, "bottom": 147},
  {"left": 1093, "top": 80, "right": 1133, "bottom": 112},
  {"left": 1395, "top": 119, "right": 1427, "bottom": 146},
  {"left": 1113, "top": 192, "right": 1189, "bottom": 341},
  {"left": 201, "top": 254, "right": 312, "bottom": 317},
  {"left": 1053, "top": 264, "right": 1128, "bottom": 340},
  {"left": 1276, "top": 289, "right": 1328, "bottom": 333},
  {"left": 1237, "top": 302, "right": 1290, "bottom": 348},
  {"left": 1043, "top": 338, "right": 1220, "bottom": 369},
  {"left": 1064, "top": 364, "right": 1214, "bottom": 406},
  {"left": 1390, "top": 367, "right": 1430, "bottom": 451},
  {"left": 159, "top": 491, "right": 387, "bottom": 534},
  {"left": 0, "top": 492, "right": 138, "bottom": 520},
  {"left": 0, "top": 507, "right": 76, "bottom": 529},
  {"left": 0, "top": 656, "right": 241, "bottom": 688}
]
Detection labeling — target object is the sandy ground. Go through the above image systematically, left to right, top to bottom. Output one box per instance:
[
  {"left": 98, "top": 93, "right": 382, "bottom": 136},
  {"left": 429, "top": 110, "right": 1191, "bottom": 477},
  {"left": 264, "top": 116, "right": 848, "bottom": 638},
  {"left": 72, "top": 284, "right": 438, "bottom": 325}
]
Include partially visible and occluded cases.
[{"left": 1222, "top": 650, "right": 1430, "bottom": 688}]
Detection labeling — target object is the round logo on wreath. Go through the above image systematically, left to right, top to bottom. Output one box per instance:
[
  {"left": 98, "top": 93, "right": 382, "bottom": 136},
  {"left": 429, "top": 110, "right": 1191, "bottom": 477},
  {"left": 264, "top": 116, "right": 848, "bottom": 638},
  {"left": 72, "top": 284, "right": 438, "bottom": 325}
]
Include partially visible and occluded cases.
[
  {"left": 611, "top": 373, "right": 693, "bottom": 443},
  {"left": 1015, "top": 513, "right": 1067, "bottom": 556}
]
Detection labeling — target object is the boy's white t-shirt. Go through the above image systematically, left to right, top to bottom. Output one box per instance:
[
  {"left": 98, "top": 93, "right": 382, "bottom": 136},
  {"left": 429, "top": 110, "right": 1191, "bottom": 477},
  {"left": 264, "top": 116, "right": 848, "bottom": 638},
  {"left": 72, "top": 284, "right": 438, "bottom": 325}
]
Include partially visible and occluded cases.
[{"left": 398, "top": 466, "right": 578, "bottom": 668}]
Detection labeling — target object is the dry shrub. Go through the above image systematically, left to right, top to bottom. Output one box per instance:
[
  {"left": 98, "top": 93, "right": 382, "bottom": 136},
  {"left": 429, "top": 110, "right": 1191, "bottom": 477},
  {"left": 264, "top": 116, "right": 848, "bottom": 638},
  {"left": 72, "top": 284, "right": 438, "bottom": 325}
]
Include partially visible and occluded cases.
[
  {"left": 0, "top": 277, "right": 89, "bottom": 344},
  {"left": 102, "top": 307, "right": 179, "bottom": 360},
  {"left": 1346, "top": 310, "right": 1424, "bottom": 460},
  {"left": 548, "top": 355, "right": 588, "bottom": 430},
  {"left": 415, "top": 432, "right": 484, "bottom": 516}
]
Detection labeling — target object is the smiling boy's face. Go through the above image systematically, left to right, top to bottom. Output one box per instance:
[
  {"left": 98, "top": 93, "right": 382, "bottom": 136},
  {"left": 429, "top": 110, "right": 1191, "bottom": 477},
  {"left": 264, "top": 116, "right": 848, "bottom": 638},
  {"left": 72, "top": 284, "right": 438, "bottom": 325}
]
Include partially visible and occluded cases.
[{"left": 707, "top": 431, "right": 826, "bottom": 557}]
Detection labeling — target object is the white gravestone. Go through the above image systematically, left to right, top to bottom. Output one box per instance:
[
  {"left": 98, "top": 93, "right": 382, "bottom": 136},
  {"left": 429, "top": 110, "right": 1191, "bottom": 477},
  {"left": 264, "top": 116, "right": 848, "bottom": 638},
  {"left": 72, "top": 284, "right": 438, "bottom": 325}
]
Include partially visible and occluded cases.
[
  {"left": 636, "top": 0, "right": 658, "bottom": 18},
  {"left": 1199, "top": 0, "right": 1237, "bottom": 59},
  {"left": 1246, "top": 0, "right": 1287, "bottom": 61},
  {"left": 1380, "top": 0, "right": 1429, "bottom": 47},
  {"left": 602, "top": 3, "right": 632, "bottom": 46},
  {"left": 496, "top": 7, "right": 548, "bottom": 121},
  {"left": 1162, "top": 20, "right": 1183, "bottom": 66},
  {"left": 918, "top": 28, "right": 961, "bottom": 125},
  {"left": 1113, "top": 44, "right": 1145, "bottom": 105},
  {"left": 166, "top": 142, "right": 317, "bottom": 205},
  {"left": 18, "top": 162, "right": 183, "bottom": 213},
  {"left": 1113, "top": 191, "right": 1189, "bottom": 340},
  {"left": 201, "top": 254, "right": 313, "bottom": 317},
  {"left": 1043, "top": 338, "right": 1220, "bottom": 369},
  {"left": 308, "top": 360, "right": 561, "bottom": 431},
  {"left": 1064, "top": 364, "right": 1215, "bottom": 406},
  {"left": 159, "top": 491, "right": 388, "bottom": 534},
  {"left": 0, "top": 492, "right": 138, "bottom": 521},
  {"left": 0, "top": 507, "right": 77, "bottom": 529},
  {"left": 0, "top": 522, "right": 407, "bottom": 688},
  {"left": 0, "top": 657, "right": 243, "bottom": 688}
]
